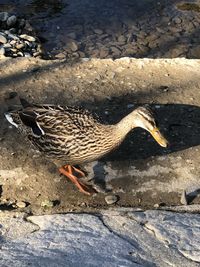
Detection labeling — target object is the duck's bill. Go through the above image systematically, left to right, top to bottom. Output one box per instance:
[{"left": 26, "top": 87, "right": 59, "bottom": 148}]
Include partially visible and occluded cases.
[{"left": 150, "top": 127, "right": 168, "bottom": 147}]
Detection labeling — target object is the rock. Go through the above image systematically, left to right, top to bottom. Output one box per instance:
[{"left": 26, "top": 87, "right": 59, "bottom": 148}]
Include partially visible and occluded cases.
[
  {"left": 0, "top": 12, "right": 8, "bottom": 22},
  {"left": 7, "top": 15, "right": 17, "bottom": 27},
  {"left": 172, "top": 17, "right": 182, "bottom": 24},
  {"left": 18, "top": 19, "right": 26, "bottom": 29},
  {"left": 94, "top": 29, "right": 103, "bottom": 35},
  {"left": 67, "top": 32, "right": 76, "bottom": 39},
  {"left": 0, "top": 34, "right": 7, "bottom": 44},
  {"left": 19, "top": 34, "right": 36, "bottom": 42},
  {"left": 117, "top": 35, "right": 126, "bottom": 44},
  {"left": 68, "top": 41, "right": 78, "bottom": 52},
  {"left": 3, "top": 43, "right": 12, "bottom": 48},
  {"left": 16, "top": 43, "right": 25, "bottom": 49},
  {"left": 190, "top": 45, "right": 200, "bottom": 58},
  {"left": 110, "top": 46, "right": 121, "bottom": 56},
  {"left": 0, "top": 47, "right": 5, "bottom": 55},
  {"left": 99, "top": 48, "right": 109, "bottom": 58},
  {"left": 24, "top": 52, "right": 31, "bottom": 57},
  {"left": 55, "top": 52, "right": 66, "bottom": 59},
  {"left": 180, "top": 190, "right": 188, "bottom": 205},
  {"left": 105, "top": 195, "right": 119, "bottom": 205},
  {"left": 41, "top": 200, "right": 54, "bottom": 208},
  {"left": 16, "top": 201, "right": 26, "bottom": 208}
]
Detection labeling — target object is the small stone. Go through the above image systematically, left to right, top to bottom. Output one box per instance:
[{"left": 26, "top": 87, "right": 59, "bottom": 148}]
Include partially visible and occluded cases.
[
  {"left": 0, "top": 12, "right": 8, "bottom": 22},
  {"left": 7, "top": 15, "right": 17, "bottom": 27},
  {"left": 172, "top": 17, "right": 182, "bottom": 24},
  {"left": 18, "top": 19, "right": 26, "bottom": 29},
  {"left": 8, "top": 28, "right": 17, "bottom": 34},
  {"left": 94, "top": 29, "right": 103, "bottom": 35},
  {"left": 67, "top": 32, "right": 76, "bottom": 39},
  {"left": 7, "top": 33, "right": 19, "bottom": 40},
  {"left": 0, "top": 34, "right": 7, "bottom": 44},
  {"left": 20, "top": 34, "right": 36, "bottom": 42},
  {"left": 117, "top": 35, "right": 126, "bottom": 44},
  {"left": 68, "top": 41, "right": 78, "bottom": 52},
  {"left": 3, "top": 43, "right": 12, "bottom": 48},
  {"left": 16, "top": 43, "right": 25, "bottom": 49},
  {"left": 190, "top": 45, "right": 200, "bottom": 58},
  {"left": 110, "top": 46, "right": 121, "bottom": 56},
  {"left": 0, "top": 47, "right": 5, "bottom": 55},
  {"left": 99, "top": 48, "right": 109, "bottom": 58},
  {"left": 17, "top": 51, "right": 23, "bottom": 57},
  {"left": 24, "top": 52, "right": 31, "bottom": 57},
  {"left": 55, "top": 52, "right": 66, "bottom": 59},
  {"left": 127, "top": 104, "right": 134, "bottom": 108},
  {"left": 180, "top": 190, "right": 188, "bottom": 205},
  {"left": 105, "top": 195, "right": 119, "bottom": 205},
  {"left": 41, "top": 199, "right": 54, "bottom": 208},
  {"left": 16, "top": 201, "right": 26, "bottom": 208},
  {"left": 154, "top": 203, "right": 159, "bottom": 208}
]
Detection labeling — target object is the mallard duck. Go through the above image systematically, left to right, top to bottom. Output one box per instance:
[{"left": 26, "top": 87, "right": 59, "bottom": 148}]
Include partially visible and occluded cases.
[{"left": 5, "top": 98, "right": 168, "bottom": 195}]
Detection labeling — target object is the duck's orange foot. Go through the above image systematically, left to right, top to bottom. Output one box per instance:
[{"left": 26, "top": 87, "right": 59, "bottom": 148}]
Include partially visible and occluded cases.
[{"left": 59, "top": 165, "right": 95, "bottom": 195}]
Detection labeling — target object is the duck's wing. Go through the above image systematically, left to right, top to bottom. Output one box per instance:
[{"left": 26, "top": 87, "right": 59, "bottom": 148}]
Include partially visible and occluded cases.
[{"left": 5, "top": 100, "right": 99, "bottom": 138}]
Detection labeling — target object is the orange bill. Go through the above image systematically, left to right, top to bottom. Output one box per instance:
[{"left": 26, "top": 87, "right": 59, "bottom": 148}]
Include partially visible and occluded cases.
[{"left": 150, "top": 127, "right": 168, "bottom": 147}]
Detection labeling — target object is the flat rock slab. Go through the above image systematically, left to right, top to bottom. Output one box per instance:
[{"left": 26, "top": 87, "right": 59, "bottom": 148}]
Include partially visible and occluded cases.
[
  {"left": 1, "top": 57, "right": 200, "bottom": 213},
  {"left": 0, "top": 210, "right": 199, "bottom": 266}
]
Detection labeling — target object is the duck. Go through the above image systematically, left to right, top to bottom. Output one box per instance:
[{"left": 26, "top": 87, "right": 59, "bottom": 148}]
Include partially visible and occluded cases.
[{"left": 5, "top": 98, "right": 168, "bottom": 195}]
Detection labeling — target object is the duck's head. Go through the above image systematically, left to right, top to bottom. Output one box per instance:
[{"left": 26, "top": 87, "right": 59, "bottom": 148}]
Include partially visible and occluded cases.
[{"left": 132, "top": 106, "right": 168, "bottom": 147}]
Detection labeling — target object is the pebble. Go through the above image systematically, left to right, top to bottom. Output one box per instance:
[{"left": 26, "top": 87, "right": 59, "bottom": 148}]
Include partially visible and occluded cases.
[
  {"left": 0, "top": 12, "right": 8, "bottom": 22},
  {"left": 7, "top": 15, "right": 17, "bottom": 27},
  {"left": 94, "top": 29, "right": 103, "bottom": 35},
  {"left": 0, "top": 34, "right": 7, "bottom": 44},
  {"left": 20, "top": 34, "right": 36, "bottom": 42},
  {"left": 69, "top": 41, "right": 78, "bottom": 52},
  {"left": 0, "top": 47, "right": 5, "bottom": 55},
  {"left": 180, "top": 190, "right": 188, "bottom": 205},
  {"left": 105, "top": 195, "right": 119, "bottom": 205},
  {"left": 41, "top": 200, "right": 54, "bottom": 208},
  {"left": 16, "top": 201, "right": 26, "bottom": 208}
]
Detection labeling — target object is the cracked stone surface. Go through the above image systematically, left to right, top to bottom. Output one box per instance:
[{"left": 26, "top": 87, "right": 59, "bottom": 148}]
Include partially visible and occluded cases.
[{"left": 0, "top": 210, "right": 199, "bottom": 266}]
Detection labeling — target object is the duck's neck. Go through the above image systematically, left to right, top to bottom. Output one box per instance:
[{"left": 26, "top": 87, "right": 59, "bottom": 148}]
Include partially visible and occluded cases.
[{"left": 115, "top": 113, "right": 135, "bottom": 138}]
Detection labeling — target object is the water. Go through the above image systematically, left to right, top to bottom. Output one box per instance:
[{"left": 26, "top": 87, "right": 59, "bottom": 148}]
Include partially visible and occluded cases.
[{"left": 1, "top": 0, "right": 200, "bottom": 59}]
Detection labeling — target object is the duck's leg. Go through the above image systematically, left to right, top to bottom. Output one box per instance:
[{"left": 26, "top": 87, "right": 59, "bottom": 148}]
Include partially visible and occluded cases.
[
  {"left": 59, "top": 165, "right": 92, "bottom": 195},
  {"left": 71, "top": 166, "right": 85, "bottom": 177}
]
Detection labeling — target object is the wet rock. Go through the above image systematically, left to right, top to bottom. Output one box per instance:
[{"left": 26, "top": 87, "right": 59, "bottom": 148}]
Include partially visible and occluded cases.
[
  {"left": 0, "top": 12, "right": 8, "bottom": 22},
  {"left": 7, "top": 15, "right": 17, "bottom": 27},
  {"left": 172, "top": 17, "right": 182, "bottom": 24},
  {"left": 18, "top": 19, "right": 26, "bottom": 29},
  {"left": 94, "top": 29, "right": 103, "bottom": 35},
  {"left": 67, "top": 32, "right": 76, "bottom": 39},
  {"left": 0, "top": 34, "right": 7, "bottom": 44},
  {"left": 19, "top": 34, "right": 36, "bottom": 42},
  {"left": 117, "top": 35, "right": 126, "bottom": 44},
  {"left": 68, "top": 41, "right": 78, "bottom": 52},
  {"left": 16, "top": 43, "right": 25, "bottom": 49},
  {"left": 189, "top": 45, "right": 200, "bottom": 58},
  {"left": 110, "top": 46, "right": 121, "bottom": 56},
  {"left": 0, "top": 47, "right": 5, "bottom": 55},
  {"left": 99, "top": 48, "right": 109, "bottom": 58},
  {"left": 55, "top": 52, "right": 66, "bottom": 59},
  {"left": 105, "top": 195, "right": 119, "bottom": 205}
]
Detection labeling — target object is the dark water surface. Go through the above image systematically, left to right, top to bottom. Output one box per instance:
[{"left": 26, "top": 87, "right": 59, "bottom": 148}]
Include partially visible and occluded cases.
[{"left": 1, "top": 0, "right": 200, "bottom": 59}]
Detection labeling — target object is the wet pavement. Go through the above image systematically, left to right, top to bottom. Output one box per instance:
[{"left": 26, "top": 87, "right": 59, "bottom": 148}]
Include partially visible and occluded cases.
[{"left": 1, "top": 0, "right": 200, "bottom": 60}]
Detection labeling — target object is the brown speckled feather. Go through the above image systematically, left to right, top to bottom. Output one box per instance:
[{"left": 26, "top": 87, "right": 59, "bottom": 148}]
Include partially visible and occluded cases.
[{"left": 6, "top": 102, "right": 119, "bottom": 164}]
